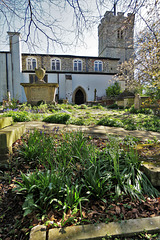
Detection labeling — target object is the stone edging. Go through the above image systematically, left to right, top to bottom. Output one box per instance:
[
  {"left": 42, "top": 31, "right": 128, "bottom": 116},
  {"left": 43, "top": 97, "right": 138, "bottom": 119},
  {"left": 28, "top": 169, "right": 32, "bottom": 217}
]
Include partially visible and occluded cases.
[
  {"left": 0, "top": 118, "right": 26, "bottom": 168},
  {"left": 30, "top": 216, "right": 160, "bottom": 240}
]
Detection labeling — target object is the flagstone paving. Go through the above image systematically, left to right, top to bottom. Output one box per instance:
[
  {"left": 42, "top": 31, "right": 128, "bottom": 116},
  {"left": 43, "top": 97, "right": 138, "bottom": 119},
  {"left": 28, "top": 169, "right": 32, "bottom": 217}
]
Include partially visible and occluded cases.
[{"left": 25, "top": 121, "right": 160, "bottom": 141}]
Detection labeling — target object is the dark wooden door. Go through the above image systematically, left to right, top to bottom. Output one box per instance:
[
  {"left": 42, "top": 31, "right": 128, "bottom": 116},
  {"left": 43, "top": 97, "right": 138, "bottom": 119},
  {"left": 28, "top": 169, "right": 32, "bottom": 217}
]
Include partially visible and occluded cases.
[{"left": 75, "top": 89, "right": 84, "bottom": 104}]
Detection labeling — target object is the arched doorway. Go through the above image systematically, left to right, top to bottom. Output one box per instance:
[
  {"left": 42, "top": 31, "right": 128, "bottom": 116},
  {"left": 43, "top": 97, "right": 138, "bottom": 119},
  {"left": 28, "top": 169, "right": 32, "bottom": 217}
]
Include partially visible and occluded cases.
[
  {"left": 72, "top": 86, "right": 87, "bottom": 104},
  {"left": 75, "top": 89, "right": 84, "bottom": 104}
]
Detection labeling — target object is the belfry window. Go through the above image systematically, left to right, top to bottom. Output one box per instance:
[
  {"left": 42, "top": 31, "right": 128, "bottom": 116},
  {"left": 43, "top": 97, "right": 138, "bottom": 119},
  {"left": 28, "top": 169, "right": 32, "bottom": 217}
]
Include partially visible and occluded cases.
[
  {"left": 117, "top": 29, "right": 123, "bottom": 39},
  {"left": 121, "top": 30, "right": 123, "bottom": 39},
  {"left": 26, "top": 58, "right": 37, "bottom": 70},
  {"left": 51, "top": 58, "right": 61, "bottom": 71},
  {"left": 73, "top": 59, "right": 82, "bottom": 71},
  {"left": 94, "top": 60, "right": 103, "bottom": 72}
]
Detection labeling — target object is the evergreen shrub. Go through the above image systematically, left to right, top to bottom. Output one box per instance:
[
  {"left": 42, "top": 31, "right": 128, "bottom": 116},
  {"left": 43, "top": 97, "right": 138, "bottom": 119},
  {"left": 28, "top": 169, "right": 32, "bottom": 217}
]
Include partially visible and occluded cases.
[{"left": 43, "top": 112, "right": 70, "bottom": 124}]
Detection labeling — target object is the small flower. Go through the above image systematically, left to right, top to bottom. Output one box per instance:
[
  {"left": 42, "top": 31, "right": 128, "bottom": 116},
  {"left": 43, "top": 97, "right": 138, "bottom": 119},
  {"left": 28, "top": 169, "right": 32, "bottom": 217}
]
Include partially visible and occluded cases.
[
  {"left": 43, "top": 125, "right": 46, "bottom": 129},
  {"left": 53, "top": 127, "right": 56, "bottom": 132},
  {"left": 56, "top": 127, "right": 59, "bottom": 133},
  {"left": 40, "top": 130, "right": 42, "bottom": 135},
  {"left": 49, "top": 221, "right": 54, "bottom": 225}
]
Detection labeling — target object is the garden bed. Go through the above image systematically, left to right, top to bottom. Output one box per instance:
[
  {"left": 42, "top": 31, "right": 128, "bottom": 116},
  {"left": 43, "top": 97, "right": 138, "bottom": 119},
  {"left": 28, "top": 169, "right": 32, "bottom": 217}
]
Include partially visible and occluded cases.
[
  {"left": 2, "top": 103, "right": 160, "bottom": 132},
  {"left": 0, "top": 129, "right": 160, "bottom": 240}
]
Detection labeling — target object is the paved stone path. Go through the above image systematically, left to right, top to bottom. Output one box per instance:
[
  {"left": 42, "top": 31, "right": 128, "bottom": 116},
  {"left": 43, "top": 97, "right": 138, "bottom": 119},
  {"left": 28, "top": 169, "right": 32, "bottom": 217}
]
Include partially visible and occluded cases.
[{"left": 25, "top": 121, "right": 160, "bottom": 141}]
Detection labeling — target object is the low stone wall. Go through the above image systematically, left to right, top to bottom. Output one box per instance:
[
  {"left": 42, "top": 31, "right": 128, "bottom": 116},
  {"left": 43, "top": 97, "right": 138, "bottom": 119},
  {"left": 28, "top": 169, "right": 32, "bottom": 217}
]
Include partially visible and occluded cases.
[
  {"left": 124, "top": 97, "right": 134, "bottom": 108},
  {"left": 101, "top": 99, "right": 115, "bottom": 106},
  {"left": 116, "top": 100, "right": 124, "bottom": 107},
  {"left": 86, "top": 101, "right": 102, "bottom": 106},
  {"left": 0, "top": 117, "right": 26, "bottom": 167},
  {"left": 0, "top": 117, "right": 13, "bottom": 129},
  {"left": 30, "top": 216, "right": 160, "bottom": 240}
]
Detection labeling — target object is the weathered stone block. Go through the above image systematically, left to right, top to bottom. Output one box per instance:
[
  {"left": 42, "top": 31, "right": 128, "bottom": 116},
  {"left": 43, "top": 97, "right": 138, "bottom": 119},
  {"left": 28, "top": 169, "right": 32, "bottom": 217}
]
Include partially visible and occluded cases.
[
  {"left": 21, "top": 83, "right": 58, "bottom": 105},
  {"left": 124, "top": 97, "right": 134, "bottom": 108},
  {"left": 116, "top": 100, "right": 124, "bottom": 107},
  {"left": 0, "top": 117, "right": 13, "bottom": 129},
  {"left": 0, "top": 123, "right": 26, "bottom": 154},
  {"left": 141, "top": 163, "right": 160, "bottom": 187},
  {"left": 48, "top": 216, "right": 160, "bottom": 240},
  {"left": 29, "top": 225, "right": 46, "bottom": 240}
]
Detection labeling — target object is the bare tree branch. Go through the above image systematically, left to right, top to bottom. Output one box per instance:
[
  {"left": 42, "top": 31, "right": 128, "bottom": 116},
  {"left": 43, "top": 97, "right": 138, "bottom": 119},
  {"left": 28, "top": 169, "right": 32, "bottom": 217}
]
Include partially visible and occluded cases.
[{"left": 0, "top": 0, "right": 159, "bottom": 52}]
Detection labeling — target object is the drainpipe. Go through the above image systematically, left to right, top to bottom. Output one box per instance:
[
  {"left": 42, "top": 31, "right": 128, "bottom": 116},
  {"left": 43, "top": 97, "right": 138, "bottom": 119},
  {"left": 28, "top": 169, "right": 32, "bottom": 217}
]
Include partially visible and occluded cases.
[
  {"left": 9, "top": 34, "right": 15, "bottom": 98},
  {"left": 5, "top": 53, "right": 9, "bottom": 94},
  {"left": 57, "top": 73, "right": 59, "bottom": 101}
]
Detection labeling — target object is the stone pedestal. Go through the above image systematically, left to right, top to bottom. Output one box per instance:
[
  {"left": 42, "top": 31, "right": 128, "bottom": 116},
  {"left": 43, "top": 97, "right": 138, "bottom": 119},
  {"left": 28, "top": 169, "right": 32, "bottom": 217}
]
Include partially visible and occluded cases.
[{"left": 21, "top": 83, "right": 59, "bottom": 105}]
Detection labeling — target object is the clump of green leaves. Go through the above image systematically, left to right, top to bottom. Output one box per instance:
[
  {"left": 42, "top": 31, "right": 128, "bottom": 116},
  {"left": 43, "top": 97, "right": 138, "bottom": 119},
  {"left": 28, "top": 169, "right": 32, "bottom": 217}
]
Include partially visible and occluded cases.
[
  {"left": 106, "top": 82, "right": 121, "bottom": 98},
  {"left": 3, "top": 97, "right": 19, "bottom": 110},
  {"left": 107, "top": 103, "right": 119, "bottom": 109},
  {"left": 79, "top": 104, "right": 88, "bottom": 109},
  {"left": 91, "top": 104, "right": 104, "bottom": 110},
  {"left": 128, "top": 105, "right": 153, "bottom": 114},
  {"left": 3, "top": 110, "right": 32, "bottom": 122},
  {"left": 3, "top": 110, "right": 45, "bottom": 122},
  {"left": 43, "top": 112, "right": 70, "bottom": 124},
  {"left": 68, "top": 117, "right": 85, "bottom": 125},
  {"left": 97, "top": 117, "right": 124, "bottom": 127},
  {"left": 18, "top": 129, "right": 55, "bottom": 164},
  {"left": 15, "top": 131, "right": 159, "bottom": 221}
]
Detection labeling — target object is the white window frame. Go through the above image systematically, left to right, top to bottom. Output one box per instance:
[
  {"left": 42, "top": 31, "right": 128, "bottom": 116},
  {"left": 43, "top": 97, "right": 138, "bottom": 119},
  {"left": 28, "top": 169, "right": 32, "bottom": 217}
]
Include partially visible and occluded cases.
[
  {"left": 26, "top": 57, "right": 37, "bottom": 70},
  {"left": 51, "top": 58, "right": 61, "bottom": 71},
  {"left": 73, "top": 59, "right": 83, "bottom": 71},
  {"left": 94, "top": 60, "right": 103, "bottom": 72}
]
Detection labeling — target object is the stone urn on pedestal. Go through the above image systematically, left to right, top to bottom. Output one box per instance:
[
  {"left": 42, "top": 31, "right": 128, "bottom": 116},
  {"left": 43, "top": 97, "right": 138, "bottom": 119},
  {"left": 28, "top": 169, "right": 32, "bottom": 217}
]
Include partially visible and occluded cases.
[
  {"left": 21, "top": 67, "right": 59, "bottom": 105},
  {"left": 35, "top": 67, "right": 46, "bottom": 83}
]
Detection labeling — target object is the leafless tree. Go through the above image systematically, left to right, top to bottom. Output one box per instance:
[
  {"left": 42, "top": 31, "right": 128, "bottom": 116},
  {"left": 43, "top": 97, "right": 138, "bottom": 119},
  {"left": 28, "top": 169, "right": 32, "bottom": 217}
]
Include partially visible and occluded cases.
[{"left": 0, "top": 0, "right": 159, "bottom": 51}]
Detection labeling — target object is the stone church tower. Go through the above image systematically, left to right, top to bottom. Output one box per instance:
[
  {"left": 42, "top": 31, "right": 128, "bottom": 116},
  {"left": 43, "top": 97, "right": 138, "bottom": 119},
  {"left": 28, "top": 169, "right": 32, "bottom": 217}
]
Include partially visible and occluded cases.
[{"left": 98, "top": 11, "right": 135, "bottom": 63}]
